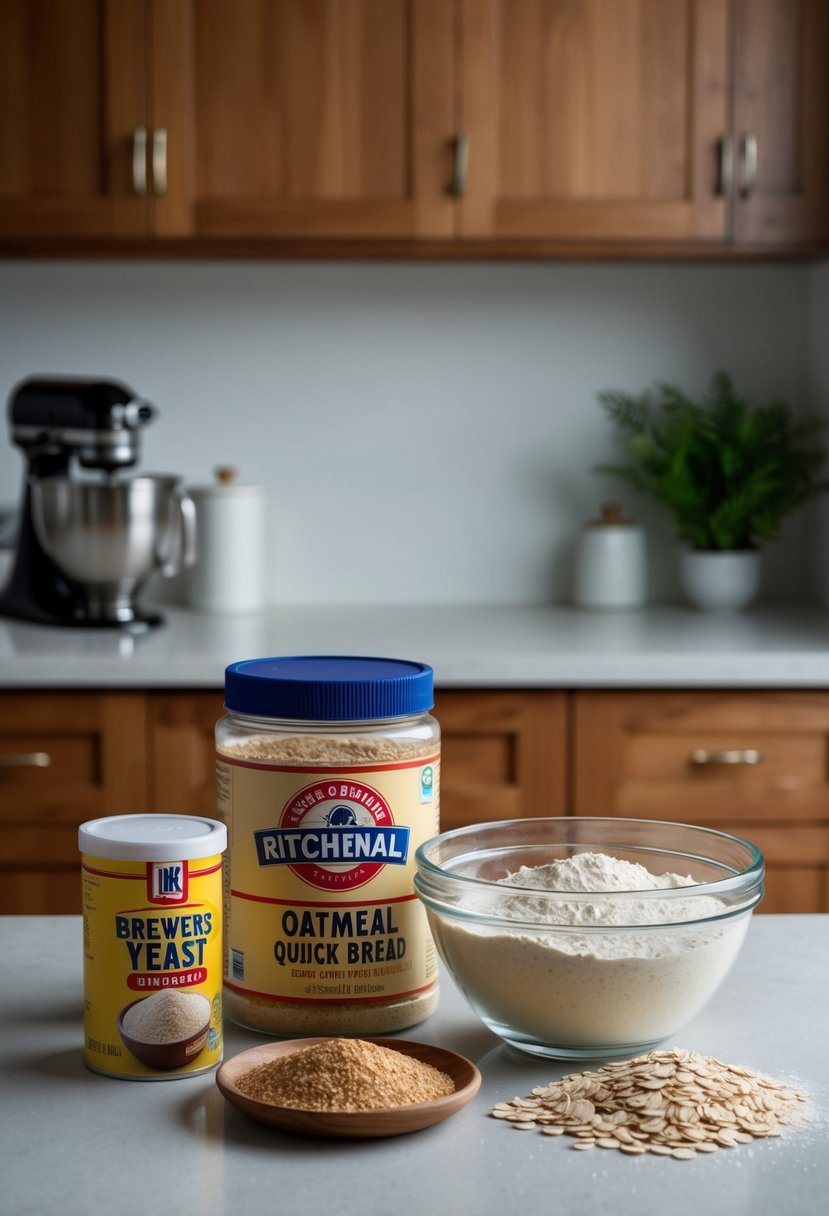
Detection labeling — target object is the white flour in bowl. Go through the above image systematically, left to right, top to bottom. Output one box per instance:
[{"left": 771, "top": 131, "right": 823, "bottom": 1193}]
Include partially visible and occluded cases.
[
  {"left": 428, "top": 851, "right": 750, "bottom": 1053},
  {"left": 497, "top": 852, "right": 727, "bottom": 941}
]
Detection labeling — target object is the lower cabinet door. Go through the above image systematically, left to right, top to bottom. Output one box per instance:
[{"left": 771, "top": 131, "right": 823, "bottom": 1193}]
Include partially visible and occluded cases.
[
  {"left": 572, "top": 691, "right": 829, "bottom": 913},
  {"left": 0, "top": 693, "right": 149, "bottom": 914}
]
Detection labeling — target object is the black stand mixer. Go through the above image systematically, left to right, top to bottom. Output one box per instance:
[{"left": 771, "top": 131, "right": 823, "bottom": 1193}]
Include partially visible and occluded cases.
[{"left": 0, "top": 377, "right": 195, "bottom": 628}]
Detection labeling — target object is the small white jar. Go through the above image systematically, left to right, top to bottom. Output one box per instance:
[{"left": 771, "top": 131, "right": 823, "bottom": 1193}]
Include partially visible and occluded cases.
[
  {"left": 186, "top": 467, "right": 266, "bottom": 614},
  {"left": 573, "top": 502, "right": 647, "bottom": 610}
]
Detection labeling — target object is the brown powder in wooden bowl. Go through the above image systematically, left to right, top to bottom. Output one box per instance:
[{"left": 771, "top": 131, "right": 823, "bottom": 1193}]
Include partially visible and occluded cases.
[{"left": 235, "top": 1038, "right": 455, "bottom": 1112}]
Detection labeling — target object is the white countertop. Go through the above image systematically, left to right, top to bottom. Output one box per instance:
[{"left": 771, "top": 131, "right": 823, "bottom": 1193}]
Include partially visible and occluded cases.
[
  {"left": 1, "top": 601, "right": 829, "bottom": 689},
  {"left": 1, "top": 914, "right": 826, "bottom": 1216}
]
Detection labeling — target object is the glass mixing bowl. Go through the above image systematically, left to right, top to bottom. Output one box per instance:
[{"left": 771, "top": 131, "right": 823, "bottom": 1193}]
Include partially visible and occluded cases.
[{"left": 414, "top": 817, "right": 764, "bottom": 1059}]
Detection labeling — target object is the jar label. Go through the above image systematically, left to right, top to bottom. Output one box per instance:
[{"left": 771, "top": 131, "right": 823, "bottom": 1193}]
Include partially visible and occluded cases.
[
  {"left": 216, "top": 752, "right": 440, "bottom": 1007},
  {"left": 81, "top": 852, "right": 223, "bottom": 1079}
]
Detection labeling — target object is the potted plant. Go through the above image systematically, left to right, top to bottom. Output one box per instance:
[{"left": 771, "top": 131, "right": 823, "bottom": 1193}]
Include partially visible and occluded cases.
[{"left": 596, "top": 373, "right": 829, "bottom": 610}]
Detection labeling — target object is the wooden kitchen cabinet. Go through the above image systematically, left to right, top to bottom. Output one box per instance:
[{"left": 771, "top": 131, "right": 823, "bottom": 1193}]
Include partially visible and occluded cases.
[
  {"left": 0, "top": 0, "right": 150, "bottom": 238},
  {"left": 0, "top": 0, "right": 455, "bottom": 244},
  {"left": 2, "top": 0, "right": 826, "bottom": 253},
  {"left": 153, "top": 0, "right": 455, "bottom": 239},
  {"left": 456, "top": 0, "right": 729, "bottom": 243},
  {"left": 457, "top": 0, "right": 829, "bottom": 248},
  {"left": 731, "top": 0, "right": 829, "bottom": 246},
  {"left": 4, "top": 686, "right": 828, "bottom": 914},
  {"left": 0, "top": 687, "right": 565, "bottom": 913},
  {"left": 147, "top": 688, "right": 567, "bottom": 829},
  {"left": 433, "top": 689, "right": 567, "bottom": 828},
  {"left": 149, "top": 691, "right": 223, "bottom": 815},
  {"left": 572, "top": 691, "right": 829, "bottom": 913},
  {"left": 0, "top": 692, "right": 149, "bottom": 913}
]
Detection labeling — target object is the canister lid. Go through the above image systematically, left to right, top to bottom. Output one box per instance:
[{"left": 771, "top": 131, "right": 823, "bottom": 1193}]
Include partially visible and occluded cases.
[
  {"left": 188, "top": 465, "right": 263, "bottom": 497},
  {"left": 585, "top": 502, "right": 640, "bottom": 528},
  {"left": 224, "top": 655, "right": 434, "bottom": 721},
  {"left": 79, "top": 815, "right": 226, "bottom": 861}
]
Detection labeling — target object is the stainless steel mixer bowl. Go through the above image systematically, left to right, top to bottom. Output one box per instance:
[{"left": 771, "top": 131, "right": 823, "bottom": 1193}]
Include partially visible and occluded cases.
[{"left": 30, "top": 475, "right": 196, "bottom": 623}]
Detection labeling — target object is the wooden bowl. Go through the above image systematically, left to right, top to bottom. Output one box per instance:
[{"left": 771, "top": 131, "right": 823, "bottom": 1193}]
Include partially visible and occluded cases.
[{"left": 216, "top": 1036, "right": 482, "bottom": 1139}]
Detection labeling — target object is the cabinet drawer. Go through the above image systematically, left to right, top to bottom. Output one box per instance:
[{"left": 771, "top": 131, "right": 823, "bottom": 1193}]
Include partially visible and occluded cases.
[
  {"left": 572, "top": 691, "right": 829, "bottom": 913},
  {"left": 573, "top": 691, "right": 829, "bottom": 822},
  {"left": 0, "top": 693, "right": 150, "bottom": 915},
  {"left": 0, "top": 693, "right": 149, "bottom": 821},
  {"left": 0, "top": 732, "right": 106, "bottom": 822},
  {"left": 723, "top": 824, "right": 829, "bottom": 913}
]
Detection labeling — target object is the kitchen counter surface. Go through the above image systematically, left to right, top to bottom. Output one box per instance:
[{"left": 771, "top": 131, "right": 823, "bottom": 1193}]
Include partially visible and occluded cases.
[
  {"left": 1, "top": 601, "right": 829, "bottom": 688},
  {"left": 1, "top": 915, "right": 826, "bottom": 1216}
]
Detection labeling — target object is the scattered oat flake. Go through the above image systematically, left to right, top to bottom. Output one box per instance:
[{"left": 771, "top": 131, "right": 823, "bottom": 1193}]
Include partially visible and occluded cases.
[{"left": 488, "top": 1048, "right": 810, "bottom": 1159}]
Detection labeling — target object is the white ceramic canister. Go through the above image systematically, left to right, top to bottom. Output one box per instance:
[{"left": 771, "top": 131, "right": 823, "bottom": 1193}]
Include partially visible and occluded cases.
[
  {"left": 186, "top": 467, "right": 266, "bottom": 614},
  {"left": 573, "top": 502, "right": 647, "bottom": 610}
]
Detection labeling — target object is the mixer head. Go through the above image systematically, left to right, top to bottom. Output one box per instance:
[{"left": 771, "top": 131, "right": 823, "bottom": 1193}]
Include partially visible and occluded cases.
[{"left": 8, "top": 376, "right": 156, "bottom": 472}]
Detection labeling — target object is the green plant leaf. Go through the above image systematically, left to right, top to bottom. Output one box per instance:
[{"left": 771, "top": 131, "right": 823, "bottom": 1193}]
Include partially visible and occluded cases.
[{"left": 595, "top": 374, "right": 828, "bottom": 550}]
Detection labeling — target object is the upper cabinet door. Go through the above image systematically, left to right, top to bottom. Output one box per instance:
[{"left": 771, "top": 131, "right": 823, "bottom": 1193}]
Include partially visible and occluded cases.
[
  {"left": 0, "top": 0, "right": 150, "bottom": 237},
  {"left": 152, "top": 0, "right": 455, "bottom": 239},
  {"left": 455, "top": 0, "right": 729, "bottom": 242},
  {"left": 731, "top": 0, "right": 829, "bottom": 246}
]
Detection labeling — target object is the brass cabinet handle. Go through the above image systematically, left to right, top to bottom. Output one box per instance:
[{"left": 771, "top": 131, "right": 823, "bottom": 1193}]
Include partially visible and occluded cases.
[
  {"left": 132, "top": 127, "right": 147, "bottom": 196},
  {"left": 152, "top": 128, "right": 168, "bottom": 196},
  {"left": 451, "top": 131, "right": 468, "bottom": 198},
  {"left": 739, "top": 133, "right": 758, "bottom": 198},
  {"left": 717, "top": 134, "right": 734, "bottom": 198},
  {"left": 691, "top": 748, "right": 762, "bottom": 767},
  {"left": 0, "top": 752, "right": 52, "bottom": 768}
]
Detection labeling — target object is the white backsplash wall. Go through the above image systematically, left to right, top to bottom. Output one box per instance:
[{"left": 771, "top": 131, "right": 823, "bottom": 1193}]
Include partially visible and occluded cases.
[{"left": 0, "top": 260, "right": 812, "bottom": 606}]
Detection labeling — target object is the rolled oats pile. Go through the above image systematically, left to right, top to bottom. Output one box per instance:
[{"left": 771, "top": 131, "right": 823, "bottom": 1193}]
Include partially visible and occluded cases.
[{"left": 490, "top": 1048, "right": 810, "bottom": 1160}]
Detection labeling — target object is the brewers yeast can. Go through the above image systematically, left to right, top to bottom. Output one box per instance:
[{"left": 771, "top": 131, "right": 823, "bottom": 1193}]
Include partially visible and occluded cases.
[
  {"left": 215, "top": 656, "right": 440, "bottom": 1036},
  {"left": 79, "top": 814, "right": 227, "bottom": 1080}
]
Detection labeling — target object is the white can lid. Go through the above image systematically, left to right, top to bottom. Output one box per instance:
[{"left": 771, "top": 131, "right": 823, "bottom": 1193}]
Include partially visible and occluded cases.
[{"left": 79, "top": 814, "right": 227, "bottom": 861}]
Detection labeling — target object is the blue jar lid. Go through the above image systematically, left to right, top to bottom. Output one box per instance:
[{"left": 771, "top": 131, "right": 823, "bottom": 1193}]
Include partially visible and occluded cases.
[{"left": 224, "top": 655, "right": 434, "bottom": 721}]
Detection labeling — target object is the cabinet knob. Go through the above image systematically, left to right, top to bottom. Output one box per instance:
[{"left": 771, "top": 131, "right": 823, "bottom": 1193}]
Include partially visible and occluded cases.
[
  {"left": 132, "top": 127, "right": 148, "bottom": 197},
  {"left": 152, "top": 128, "right": 168, "bottom": 197},
  {"left": 451, "top": 132, "right": 469, "bottom": 198},
  {"left": 739, "top": 133, "right": 758, "bottom": 198},
  {"left": 717, "top": 134, "right": 734, "bottom": 198},
  {"left": 690, "top": 748, "right": 762, "bottom": 767},
  {"left": 0, "top": 752, "right": 52, "bottom": 768}
]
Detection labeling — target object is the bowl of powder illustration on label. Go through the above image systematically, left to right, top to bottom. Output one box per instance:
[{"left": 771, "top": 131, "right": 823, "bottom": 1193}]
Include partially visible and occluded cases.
[
  {"left": 414, "top": 817, "right": 764, "bottom": 1059},
  {"left": 118, "top": 991, "right": 212, "bottom": 1069}
]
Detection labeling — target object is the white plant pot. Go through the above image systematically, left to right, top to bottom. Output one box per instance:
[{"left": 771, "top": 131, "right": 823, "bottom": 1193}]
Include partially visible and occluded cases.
[{"left": 679, "top": 548, "right": 762, "bottom": 612}]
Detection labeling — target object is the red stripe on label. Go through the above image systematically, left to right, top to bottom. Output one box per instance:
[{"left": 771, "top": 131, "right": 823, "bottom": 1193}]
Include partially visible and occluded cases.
[
  {"left": 218, "top": 753, "right": 440, "bottom": 774},
  {"left": 81, "top": 861, "right": 221, "bottom": 880},
  {"left": 191, "top": 861, "right": 223, "bottom": 877},
  {"left": 229, "top": 889, "right": 418, "bottom": 908},
  {"left": 223, "top": 979, "right": 435, "bottom": 1005}
]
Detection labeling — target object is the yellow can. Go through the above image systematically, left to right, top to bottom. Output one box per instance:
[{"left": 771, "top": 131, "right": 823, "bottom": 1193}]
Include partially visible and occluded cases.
[{"left": 79, "top": 814, "right": 227, "bottom": 1080}]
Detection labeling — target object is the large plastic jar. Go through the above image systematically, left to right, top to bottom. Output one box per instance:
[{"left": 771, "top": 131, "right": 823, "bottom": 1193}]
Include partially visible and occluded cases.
[{"left": 215, "top": 655, "right": 441, "bottom": 1036}]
